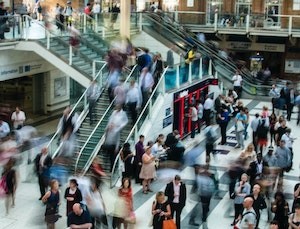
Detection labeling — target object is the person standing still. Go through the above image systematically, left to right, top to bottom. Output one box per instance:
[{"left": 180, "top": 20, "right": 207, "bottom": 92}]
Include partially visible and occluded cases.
[
  {"left": 232, "top": 70, "right": 243, "bottom": 99},
  {"left": 11, "top": 106, "right": 26, "bottom": 130},
  {"left": 165, "top": 175, "right": 186, "bottom": 229}
]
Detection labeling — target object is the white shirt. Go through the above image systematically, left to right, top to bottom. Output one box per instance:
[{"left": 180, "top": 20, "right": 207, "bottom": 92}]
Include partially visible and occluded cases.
[
  {"left": 92, "top": 3, "right": 101, "bottom": 14},
  {"left": 139, "top": 72, "right": 154, "bottom": 92},
  {"left": 232, "top": 74, "right": 243, "bottom": 86},
  {"left": 126, "top": 85, "right": 142, "bottom": 107},
  {"left": 204, "top": 98, "right": 213, "bottom": 110},
  {"left": 197, "top": 103, "right": 203, "bottom": 119},
  {"left": 191, "top": 107, "right": 198, "bottom": 121},
  {"left": 11, "top": 110, "right": 26, "bottom": 129},
  {"left": 0, "top": 121, "right": 10, "bottom": 138},
  {"left": 281, "top": 133, "right": 293, "bottom": 149},
  {"left": 173, "top": 181, "right": 180, "bottom": 203}
]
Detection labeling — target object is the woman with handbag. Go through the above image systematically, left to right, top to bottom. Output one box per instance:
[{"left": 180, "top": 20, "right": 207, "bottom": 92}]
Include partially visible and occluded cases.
[
  {"left": 42, "top": 179, "right": 60, "bottom": 229},
  {"left": 152, "top": 191, "right": 171, "bottom": 229}
]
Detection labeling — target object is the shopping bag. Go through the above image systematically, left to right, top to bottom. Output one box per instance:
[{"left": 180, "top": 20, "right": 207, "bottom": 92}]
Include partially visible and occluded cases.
[
  {"left": 0, "top": 175, "right": 8, "bottom": 198},
  {"left": 125, "top": 211, "right": 136, "bottom": 224},
  {"left": 163, "top": 218, "right": 177, "bottom": 229}
]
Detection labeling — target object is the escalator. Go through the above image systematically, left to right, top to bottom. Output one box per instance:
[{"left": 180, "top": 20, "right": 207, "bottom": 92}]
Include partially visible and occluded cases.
[{"left": 142, "top": 13, "right": 277, "bottom": 96}]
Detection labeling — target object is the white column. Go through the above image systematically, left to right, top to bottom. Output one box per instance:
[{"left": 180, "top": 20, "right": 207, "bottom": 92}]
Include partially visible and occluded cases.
[{"left": 120, "top": 0, "right": 131, "bottom": 38}]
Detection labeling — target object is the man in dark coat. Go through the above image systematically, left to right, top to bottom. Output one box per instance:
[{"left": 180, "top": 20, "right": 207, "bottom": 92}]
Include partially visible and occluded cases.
[
  {"left": 35, "top": 147, "right": 52, "bottom": 199},
  {"left": 165, "top": 175, "right": 186, "bottom": 229}
]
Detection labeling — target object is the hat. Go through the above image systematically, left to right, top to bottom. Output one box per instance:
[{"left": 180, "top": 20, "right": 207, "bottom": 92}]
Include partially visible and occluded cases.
[
  {"left": 67, "top": 1, "right": 71, "bottom": 4},
  {"left": 268, "top": 146, "right": 274, "bottom": 151}
]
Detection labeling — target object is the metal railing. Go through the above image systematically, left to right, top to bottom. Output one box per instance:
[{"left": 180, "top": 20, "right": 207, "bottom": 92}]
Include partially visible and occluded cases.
[
  {"left": 47, "top": 61, "right": 107, "bottom": 158},
  {"left": 75, "top": 65, "right": 138, "bottom": 175}
]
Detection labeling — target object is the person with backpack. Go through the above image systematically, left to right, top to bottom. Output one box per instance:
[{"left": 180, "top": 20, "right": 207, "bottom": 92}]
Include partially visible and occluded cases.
[
  {"left": 64, "top": 1, "right": 73, "bottom": 27},
  {"left": 256, "top": 115, "right": 270, "bottom": 154},
  {"left": 235, "top": 197, "right": 257, "bottom": 229}
]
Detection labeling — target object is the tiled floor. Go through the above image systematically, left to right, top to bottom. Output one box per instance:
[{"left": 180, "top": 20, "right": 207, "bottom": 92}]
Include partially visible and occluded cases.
[{"left": 1, "top": 98, "right": 300, "bottom": 229}]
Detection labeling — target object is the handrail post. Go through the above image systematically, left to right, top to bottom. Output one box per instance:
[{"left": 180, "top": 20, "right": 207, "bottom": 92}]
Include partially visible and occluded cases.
[
  {"left": 175, "top": 10, "right": 178, "bottom": 22},
  {"left": 139, "top": 13, "right": 142, "bottom": 32},
  {"left": 214, "top": 13, "right": 218, "bottom": 32},
  {"left": 83, "top": 14, "right": 87, "bottom": 33},
  {"left": 95, "top": 14, "right": 98, "bottom": 32},
  {"left": 246, "top": 14, "right": 250, "bottom": 33},
  {"left": 24, "top": 16, "right": 29, "bottom": 40},
  {"left": 289, "top": 16, "right": 292, "bottom": 36},
  {"left": 46, "top": 31, "right": 50, "bottom": 49},
  {"left": 69, "top": 46, "right": 72, "bottom": 65},
  {"left": 199, "top": 57, "right": 203, "bottom": 79},
  {"left": 208, "top": 59, "right": 212, "bottom": 75},
  {"left": 92, "top": 61, "right": 96, "bottom": 79},
  {"left": 188, "top": 62, "right": 192, "bottom": 83},
  {"left": 176, "top": 65, "right": 180, "bottom": 89},
  {"left": 214, "top": 70, "right": 218, "bottom": 79},
  {"left": 162, "top": 72, "right": 166, "bottom": 95},
  {"left": 148, "top": 99, "right": 152, "bottom": 119},
  {"left": 134, "top": 126, "right": 138, "bottom": 143}
]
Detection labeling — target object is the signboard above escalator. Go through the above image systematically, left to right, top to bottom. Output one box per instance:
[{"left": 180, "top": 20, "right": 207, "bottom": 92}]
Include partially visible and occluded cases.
[{"left": 221, "top": 41, "right": 285, "bottom": 52}]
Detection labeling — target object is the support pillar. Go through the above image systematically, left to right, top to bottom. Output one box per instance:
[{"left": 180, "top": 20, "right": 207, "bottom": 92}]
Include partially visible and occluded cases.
[{"left": 120, "top": 0, "right": 131, "bottom": 38}]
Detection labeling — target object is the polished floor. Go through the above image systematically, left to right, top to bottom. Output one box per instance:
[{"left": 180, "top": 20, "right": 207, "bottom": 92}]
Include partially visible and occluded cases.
[{"left": 0, "top": 98, "right": 300, "bottom": 229}]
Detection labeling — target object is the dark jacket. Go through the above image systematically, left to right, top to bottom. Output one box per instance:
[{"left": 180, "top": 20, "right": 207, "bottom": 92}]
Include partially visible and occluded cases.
[
  {"left": 34, "top": 153, "right": 53, "bottom": 175},
  {"left": 165, "top": 181, "right": 186, "bottom": 209}
]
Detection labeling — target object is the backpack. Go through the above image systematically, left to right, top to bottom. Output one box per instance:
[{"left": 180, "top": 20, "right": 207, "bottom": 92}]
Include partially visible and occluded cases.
[{"left": 256, "top": 119, "right": 269, "bottom": 138}]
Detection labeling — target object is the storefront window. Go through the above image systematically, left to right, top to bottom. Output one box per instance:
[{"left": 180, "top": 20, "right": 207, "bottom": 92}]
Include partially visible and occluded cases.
[
  {"left": 206, "top": 0, "right": 223, "bottom": 24},
  {"left": 265, "top": 0, "right": 282, "bottom": 26},
  {"left": 293, "top": 0, "right": 300, "bottom": 10}
]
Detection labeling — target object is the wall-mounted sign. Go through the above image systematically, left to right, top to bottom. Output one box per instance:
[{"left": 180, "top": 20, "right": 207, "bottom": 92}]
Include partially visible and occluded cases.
[
  {"left": 187, "top": 0, "right": 194, "bottom": 7},
  {"left": 222, "top": 41, "right": 285, "bottom": 53},
  {"left": 163, "top": 115, "right": 172, "bottom": 128}
]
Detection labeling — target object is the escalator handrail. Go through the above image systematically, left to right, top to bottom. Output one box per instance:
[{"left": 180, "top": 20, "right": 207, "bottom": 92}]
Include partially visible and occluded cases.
[
  {"left": 143, "top": 13, "right": 273, "bottom": 93},
  {"left": 47, "top": 62, "right": 107, "bottom": 158},
  {"left": 75, "top": 65, "right": 138, "bottom": 174},
  {"left": 110, "top": 66, "right": 169, "bottom": 188}
]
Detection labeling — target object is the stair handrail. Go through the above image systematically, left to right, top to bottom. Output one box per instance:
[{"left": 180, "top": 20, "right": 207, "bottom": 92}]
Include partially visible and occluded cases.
[
  {"left": 47, "top": 61, "right": 107, "bottom": 158},
  {"left": 75, "top": 64, "right": 138, "bottom": 174},
  {"left": 110, "top": 66, "right": 169, "bottom": 188}
]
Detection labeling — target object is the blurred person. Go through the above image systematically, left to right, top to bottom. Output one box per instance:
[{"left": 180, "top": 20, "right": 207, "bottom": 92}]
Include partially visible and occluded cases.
[
  {"left": 34, "top": 0, "right": 42, "bottom": 21},
  {"left": 0, "top": 1, "right": 8, "bottom": 40},
  {"left": 64, "top": 1, "right": 73, "bottom": 27},
  {"left": 55, "top": 3, "right": 64, "bottom": 32},
  {"left": 84, "top": 3, "right": 92, "bottom": 16},
  {"left": 110, "top": 3, "right": 120, "bottom": 29},
  {"left": 69, "top": 27, "right": 81, "bottom": 56},
  {"left": 184, "top": 46, "right": 197, "bottom": 82},
  {"left": 166, "top": 47, "right": 174, "bottom": 68},
  {"left": 137, "top": 48, "right": 152, "bottom": 71},
  {"left": 106, "top": 52, "right": 122, "bottom": 102},
  {"left": 151, "top": 52, "right": 164, "bottom": 87},
  {"left": 139, "top": 67, "right": 154, "bottom": 108},
  {"left": 232, "top": 70, "right": 243, "bottom": 99},
  {"left": 113, "top": 77, "right": 127, "bottom": 107},
  {"left": 126, "top": 78, "right": 141, "bottom": 124},
  {"left": 87, "top": 80, "right": 100, "bottom": 125},
  {"left": 269, "top": 85, "right": 280, "bottom": 113},
  {"left": 228, "top": 88, "right": 238, "bottom": 103},
  {"left": 286, "top": 88, "right": 295, "bottom": 122},
  {"left": 203, "top": 94, "right": 214, "bottom": 126},
  {"left": 196, "top": 100, "right": 203, "bottom": 134},
  {"left": 189, "top": 103, "right": 198, "bottom": 139},
  {"left": 103, "top": 105, "right": 128, "bottom": 171},
  {"left": 217, "top": 105, "right": 230, "bottom": 145},
  {"left": 11, "top": 106, "right": 26, "bottom": 130},
  {"left": 244, "top": 107, "right": 250, "bottom": 140},
  {"left": 235, "top": 108, "right": 247, "bottom": 149},
  {"left": 269, "top": 112, "right": 277, "bottom": 146},
  {"left": 0, "top": 119, "right": 10, "bottom": 139},
  {"left": 275, "top": 119, "right": 287, "bottom": 146},
  {"left": 205, "top": 125, "right": 217, "bottom": 162},
  {"left": 281, "top": 128, "right": 295, "bottom": 160},
  {"left": 165, "top": 130, "right": 185, "bottom": 162},
  {"left": 133, "top": 135, "right": 145, "bottom": 184},
  {"left": 151, "top": 135, "right": 165, "bottom": 159},
  {"left": 274, "top": 139, "right": 292, "bottom": 174},
  {"left": 120, "top": 142, "right": 134, "bottom": 179},
  {"left": 239, "top": 143, "right": 256, "bottom": 170},
  {"left": 139, "top": 145, "right": 156, "bottom": 194},
  {"left": 263, "top": 146, "right": 276, "bottom": 167},
  {"left": 35, "top": 147, "right": 53, "bottom": 200},
  {"left": 247, "top": 153, "right": 263, "bottom": 187},
  {"left": 90, "top": 157, "right": 106, "bottom": 186},
  {"left": 2, "top": 158, "right": 17, "bottom": 215},
  {"left": 189, "top": 164, "right": 216, "bottom": 227},
  {"left": 232, "top": 173, "right": 251, "bottom": 226},
  {"left": 165, "top": 175, "right": 186, "bottom": 229},
  {"left": 113, "top": 177, "right": 133, "bottom": 229},
  {"left": 42, "top": 179, "right": 60, "bottom": 229},
  {"left": 64, "top": 179, "right": 83, "bottom": 216},
  {"left": 86, "top": 179, "right": 106, "bottom": 228},
  {"left": 292, "top": 183, "right": 300, "bottom": 213},
  {"left": 248, "top": 184, "right": 267, "bottom": 228},
  {"left": 151, "top": 191, "right": 171, "bottom": 229},
  {"left": 271, "top": 191, "right": 289, "bottom": 229},
  {"left": 236, "top": 197, "right": 257, "bottom": 229},
  {"left": 67, "top": 203, "right": 93, "bottom": 229},
  {"left": 289, "top": 204, "right": 300, "bottom": 228},
  {"left": 270, "top": 220, "right": 279, "bottom": 229}
]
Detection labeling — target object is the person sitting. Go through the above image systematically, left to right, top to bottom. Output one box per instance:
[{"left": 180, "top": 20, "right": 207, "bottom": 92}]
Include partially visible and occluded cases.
[{"left": 67, "top": 203, "right": 92, "bottom": 229}]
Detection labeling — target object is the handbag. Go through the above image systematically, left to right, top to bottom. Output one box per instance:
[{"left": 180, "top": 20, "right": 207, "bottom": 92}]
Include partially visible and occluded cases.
[
  {"left": 236, "top": 120, "right": 244, "bottom": 132},
  {"left": 0, "top": 175, "right": 8, "bottom": 198},
  {"left": 125, "top": 211, "right": 136, "bottom": 224},
  {"left": 163, "top": 218, "right": 177, "bottom": 229}
]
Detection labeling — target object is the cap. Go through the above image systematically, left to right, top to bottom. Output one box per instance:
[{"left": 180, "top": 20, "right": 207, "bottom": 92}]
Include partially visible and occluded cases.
[
  {"left": 67, "top": 1, "right": 71, "bottom": 4},
  {"left": 268, "top": 146, "right": 274, "bottom": 151}
]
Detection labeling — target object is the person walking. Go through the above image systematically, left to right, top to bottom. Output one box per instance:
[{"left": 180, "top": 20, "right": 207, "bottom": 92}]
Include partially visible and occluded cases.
[
  {"left": 0, "top": 1, "right": 8, "bottom": 40},
  {"left": 232, "top": 70, "right": 243, "bottom": 99},
  {"left": 126, "top": 78, "right": 141, "bottom": 124},
  {"left": 86, "top": 80, "right": 99, "bottom": 125},
  {"left": 203, "top": 95, "right": 214, "bottom": 126},
  {"left": 11, "top": 106, "right": 26, "bottom": 130},
  {"left": 217, "top": 106, "right": 230, "bottom": 145},
  {"left": 235, "top": 108, "right": 247, "bottom": 149},
  {"left": 134, "top": 135, "right": 145, "bottom": 184},
  {"left": 35, "top": 147, "right": 53, "bottom": 200},
  {"left": 164, "top": 175, "right": 186, "bottom": 229},
  {"left": 42, "top": 179, "right": 60, "bottom": 229},
  {"left": 249, "top": 184, "right": 267, "bottom": 228},
  {"left": 151, "top": 191, "right": 171, "bottom": 229},
  {"left": 236, "top": 197, "right": 257, "bottom": 229}
]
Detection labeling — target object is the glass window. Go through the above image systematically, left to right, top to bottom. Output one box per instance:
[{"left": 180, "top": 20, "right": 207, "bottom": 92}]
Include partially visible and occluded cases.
[
  {"left": 206, "top": 0, "right": 223, "bottom": 24},
  {"left": 265, "top": 0, "right": 282, "bottom": 26},
  {"left": 294, "top": 0, "right": 300, "bottom": 10}
]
